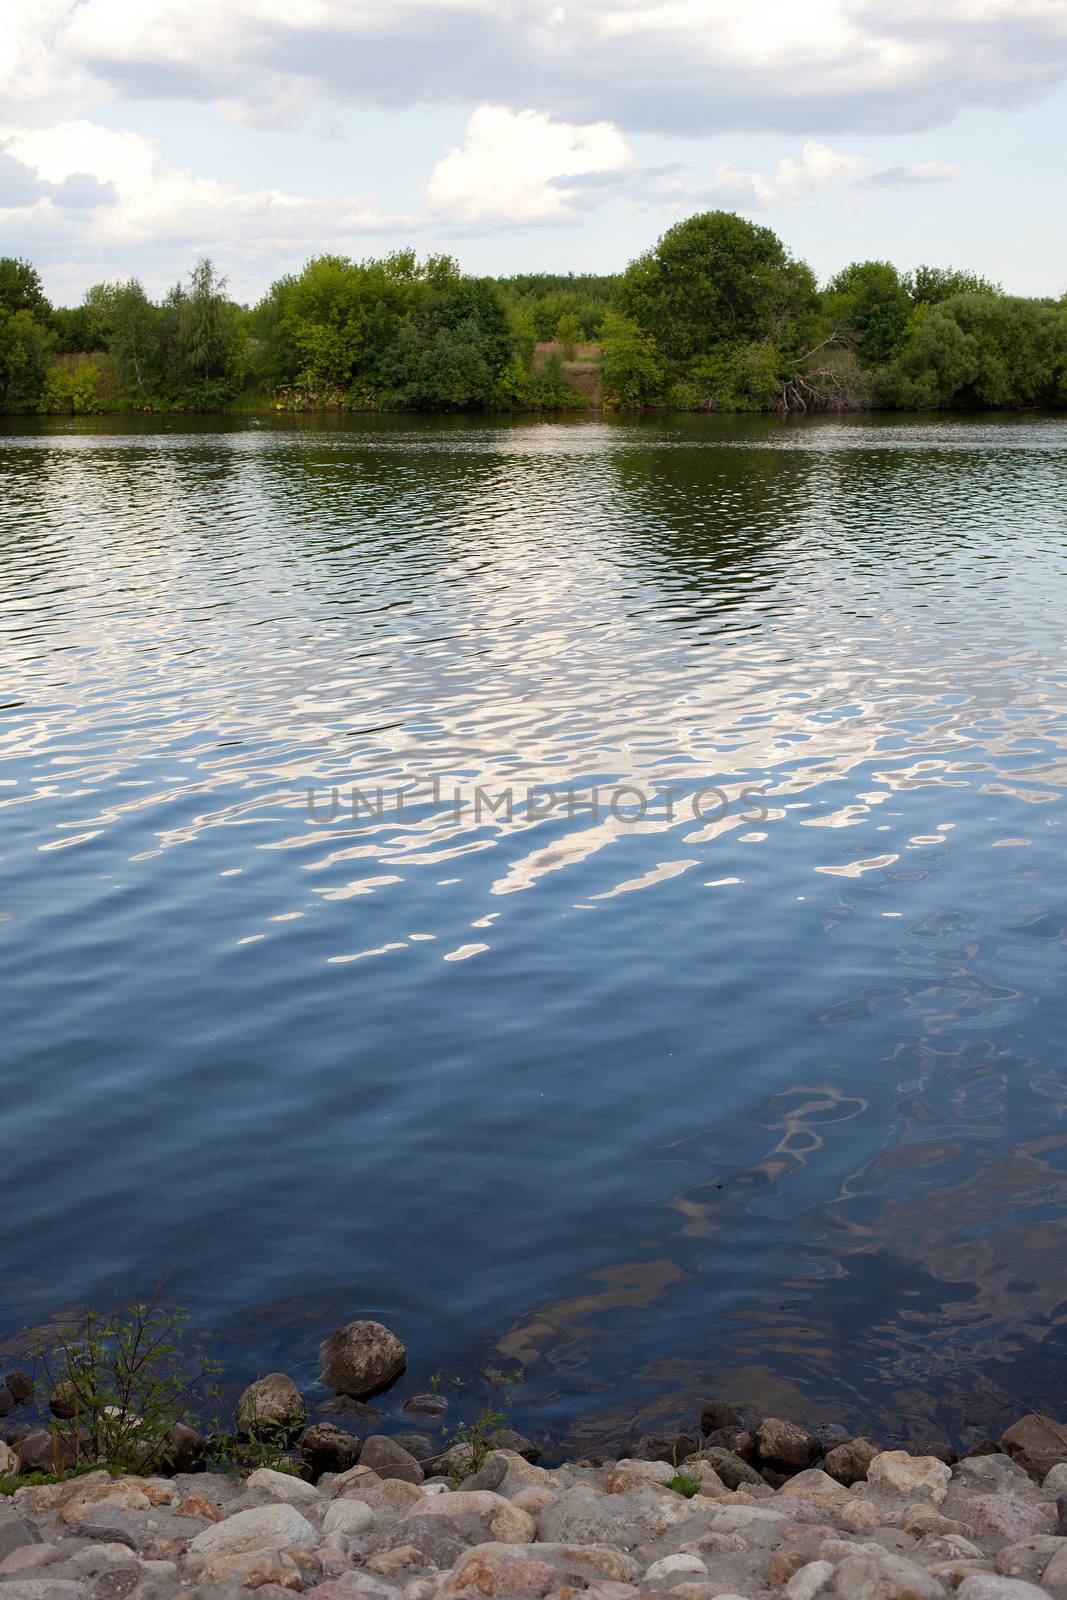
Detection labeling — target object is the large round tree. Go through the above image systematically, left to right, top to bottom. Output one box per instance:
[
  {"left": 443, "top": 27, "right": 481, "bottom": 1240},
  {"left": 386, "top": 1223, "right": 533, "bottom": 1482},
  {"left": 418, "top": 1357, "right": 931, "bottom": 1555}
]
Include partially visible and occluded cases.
[{"left": 617, "top": 211, "right": 815, "bottom": 362}]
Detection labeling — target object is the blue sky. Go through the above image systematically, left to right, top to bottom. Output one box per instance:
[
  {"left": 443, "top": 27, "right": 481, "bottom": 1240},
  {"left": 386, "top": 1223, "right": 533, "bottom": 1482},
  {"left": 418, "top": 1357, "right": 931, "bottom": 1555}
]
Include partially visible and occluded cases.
[{"left": 2, "top": 1, "right": 1066, "bottom": 305}]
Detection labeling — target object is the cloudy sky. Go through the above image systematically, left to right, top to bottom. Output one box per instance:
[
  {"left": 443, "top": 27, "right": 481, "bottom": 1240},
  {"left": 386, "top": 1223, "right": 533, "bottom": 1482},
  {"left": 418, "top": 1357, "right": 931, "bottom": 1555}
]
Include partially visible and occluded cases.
[{"left": 2, "top": 0, "right": 1067, "bottom": 306}]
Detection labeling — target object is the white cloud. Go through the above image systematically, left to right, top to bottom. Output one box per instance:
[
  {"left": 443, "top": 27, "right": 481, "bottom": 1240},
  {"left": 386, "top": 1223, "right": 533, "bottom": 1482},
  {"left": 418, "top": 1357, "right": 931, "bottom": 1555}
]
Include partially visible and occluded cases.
[
  {"left": 5, "top": 0, "right": 1067, "bottom": 137},
  {"left": 427, "top": 104, "right": 632, "bottom": 222},
  {"left": 0, "top": 119, "right": 413, "bottom": 296},
  {"left": 711, "top": 139, "right": 872, "bottom": 208},
  {"left": 866, "top": 160, "right": 960, "bottom": 186}
]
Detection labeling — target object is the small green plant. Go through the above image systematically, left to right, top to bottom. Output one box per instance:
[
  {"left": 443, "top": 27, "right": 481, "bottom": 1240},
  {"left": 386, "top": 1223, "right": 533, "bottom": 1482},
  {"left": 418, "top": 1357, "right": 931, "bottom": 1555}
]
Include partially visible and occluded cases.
[
  {"left": 27, "top": 1293, "right": 221, "bottom": 1475},
  {"left": 442, "top": 1366, "right": 525, "bottom": 1480},
  {"left": 210, "top": 1402, "right": 303, "bottom": 1477},
  {"left": 667, "top": 1471, "right": 701, "bottom": 1498}
]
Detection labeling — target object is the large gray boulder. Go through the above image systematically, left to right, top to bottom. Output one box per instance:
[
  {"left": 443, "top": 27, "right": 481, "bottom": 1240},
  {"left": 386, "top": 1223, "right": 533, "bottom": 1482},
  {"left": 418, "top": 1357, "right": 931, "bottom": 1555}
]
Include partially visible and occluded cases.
[{"left": 319, "top": 1320, "right": 406, "bottom": 1398}]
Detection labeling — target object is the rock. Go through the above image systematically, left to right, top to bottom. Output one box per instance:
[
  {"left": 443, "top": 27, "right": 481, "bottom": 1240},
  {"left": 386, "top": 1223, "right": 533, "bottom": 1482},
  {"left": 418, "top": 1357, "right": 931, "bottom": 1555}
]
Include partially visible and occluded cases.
[
  {"left": 319, "top": 1321, "right": 406, "bottom": 1399},
  {"left": 4, "top": 1372, "right": 33, "bottom": 1407},
  {"left": 235, "top": 1373, "right": 307, "bottom": 1437},
  {"left": 46, "top": 1381, "right": 80, "bottom": 1420},
  {"left": 0, "top": 1384, "right": 16, "bottom": 1418},
  {"left": 402, "top": 1393, "right": 448, "bottom": 1417},
  {"left": 699, "top": 1400, "right": 740, "bottom": 1435},
  {"left": 1000, "top": 1412, "right": 1067, "bottom": 1481},
  {"left": 754, "top": 1419, "right": 821, "bottom": 1471},
  {"left": 161, "top": 1420, "right": 203, "bottom": 1471},
  {"left": 301, "top": 1422, "right": 361, "bottom": 1477},
  {"left": 703, "top": 1425, "right": 758, "bottom": 1460},
  {"left": 8, "top": 1429, "right": 75, "bottom": 1475},
  {"left": 391, "top": 1432, "right": 435, "bottom": 1464},
  {"left": 633, "top": 1432, "right": 701, "bottom": 1465},
  {"left": 359, "top": 1435, "right": 424, "bottom": 1484},
  {"left": 824, "top": 1438, "right": 880, "bottom": 1486},
  {"left": 0, "top": 1440, "right": 18, "bottom": 1475},
  {"left": 964, "top": 1440, "right": 1002, "bottom": 1458},
  {"left": 426, "top": 1442, "right": 477, "bottom": 1480},
  {"left": 695, "top": 1447, "right": 763, "bottom": 1488},
  {"left": 867, "top": 1451, "right": 952, "bottom": 1503},
  {"left": 463, "top": 1453, "right": 508, "bottom": 1492},
  {"left": 954, "top": 1454, "right": 1029, "bottom": 1487},
  {"left": 605, "top": 1459, "right": 674, "bottom": 1491},
  {"left": 1042, "top": 1461, "right": 1067, "bottom": 1496},
  {"left": 244, "top": 1466, "right": 322, "bottom": 1506},
  {"left": 779, "top": 1468, "right": 845, "bottom": 1500},
  {"left": 59, "top": 1479, "right": 155, "bottom": 1525},
  {"left": 537, "top": 1487, "right": 623, "bottom": 1545},
  {"left": 398, "top": 1489, "right": 534, "bottom": 1544},
  {"left": 175, "top": 1492, "right": 224, "bottom": 1522},
  {"left": 1059, "top": 1493, "right": 1067, "bottom": 1537},
  {"left": 957, "top": 1495, "right": 1051, "bottom": 1540},
  {"left": 321, "top": 1498, "right": 375, "bottom": 1538},
  {"left": 187, "top": 1502, "right": 319, "bottom": 1557},
  {"left": 709, "top": 1504, "right": 788, "bottom": 1534},
  {"left": 0, "top": 1516, "right": 42, "bottom": 1562},
  {"left": 993, "top": 1536, "right": 1066, "bottom": 1581},
  {"left": 1041, "top": 1539, "right": 1067, "bottom": 1584},
  {"left": 66, "top": 1542, "right": 137, "bottom": 1577},
  {"left": 436, "top": 1544, "right": 560, "bottom": 1597},
  {"left": 0, "top": 1546, "right": 62, "bottom": 1575},
  {"left": 833, "top": 1546, "right": 947, "bottom": 1598},
  {"left": 188, "top": 1547, "right": 304, "bottom": 1588},
  {"left": 768, "top": 1549, "right": 812, "bottom": 1587},
  {"left": 645, "top": 1553, "right": 707, "bottom": 1581},
  {"left": 785, "top": 1560, "right": 834, "bottom": 1600},
  {"left": 957, "top": 1580, "right": 1053, "bottom": 1600},
  {"left": 0, "top": 1584, "right": 90, "bottom": 1600}
]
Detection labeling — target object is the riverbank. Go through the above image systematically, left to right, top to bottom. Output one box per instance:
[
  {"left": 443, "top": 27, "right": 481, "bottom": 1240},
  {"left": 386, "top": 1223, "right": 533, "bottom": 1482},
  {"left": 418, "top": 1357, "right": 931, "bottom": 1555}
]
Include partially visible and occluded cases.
[
  {"left": 5, "top": 1320, "right": 1067, "bottom": 1597},
  {"left": 3, "top": 1433, "right": 1067, "bottom": 1598}
]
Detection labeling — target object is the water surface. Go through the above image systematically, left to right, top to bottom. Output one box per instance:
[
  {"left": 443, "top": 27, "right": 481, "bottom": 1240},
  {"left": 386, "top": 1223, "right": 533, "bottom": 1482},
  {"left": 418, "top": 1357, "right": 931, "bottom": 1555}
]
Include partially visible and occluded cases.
[{"left": 2, "top": 412, "right": 1067, "bottom": 1453}]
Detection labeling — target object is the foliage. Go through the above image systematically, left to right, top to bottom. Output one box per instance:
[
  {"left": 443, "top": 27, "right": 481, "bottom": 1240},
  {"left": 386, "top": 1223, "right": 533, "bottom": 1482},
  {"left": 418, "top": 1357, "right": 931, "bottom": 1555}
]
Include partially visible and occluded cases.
[
  {"left": 618, "top": 210, "right": 818, "bottom": 363},
  {"left": 7, "top": 223, "right": 1067, "bottom": 416},
  {"left": 0, "top": 257, "right": 50, "bottom": 319},
  {"left": 0, "top": 308, "right": 54, "bottom": 411},
  {"left": 38, "top": 357, "right": 102, "bottom": 415},
  {"left": 27, "top": 1295, "right": 221, "bottom": 1475},
  {"left": 439, "top": 1366, "right": 526, "bottom": 1480},
  {"left": 667, "top": 1471, "right": 701, "bottom": 1498}
]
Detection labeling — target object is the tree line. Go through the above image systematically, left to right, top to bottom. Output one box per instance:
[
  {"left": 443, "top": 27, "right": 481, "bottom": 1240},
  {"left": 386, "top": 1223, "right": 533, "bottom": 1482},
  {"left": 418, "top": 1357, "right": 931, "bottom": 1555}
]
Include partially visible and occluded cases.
[{"left": 2, "top": 213, "right": 1065, "bottom": 416}]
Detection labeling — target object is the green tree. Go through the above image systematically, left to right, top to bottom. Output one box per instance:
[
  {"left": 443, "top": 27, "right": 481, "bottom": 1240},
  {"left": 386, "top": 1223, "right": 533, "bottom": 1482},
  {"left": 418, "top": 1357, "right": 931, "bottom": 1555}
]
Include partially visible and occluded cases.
[
  {"left": 617, "top": 211, "right": 816, "bottom": 363},
  {"left": 0, "top": 257, "right": 50, "bottom": 319},
  {"left": 824, "top": 260, "right": 912, "bottom": 366},
  {"left": 907, "top": 265, "right": 1000, "bottom": 306},
  {"left": 108, "top": 280, "right": 161, "bottom": 399},
  {"left": 0, "top": 308, "right": 53, "bottom": 410},
  {"left": 600, "top": 310, "right": 669, "bottom": 408}
]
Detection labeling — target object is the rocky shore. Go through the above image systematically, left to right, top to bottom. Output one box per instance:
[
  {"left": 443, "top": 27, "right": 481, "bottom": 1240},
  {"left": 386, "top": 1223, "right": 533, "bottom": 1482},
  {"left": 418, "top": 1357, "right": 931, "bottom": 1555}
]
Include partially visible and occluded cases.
[{"left": 4, "top": 1320, "right": 1067, "bottom": 1599}]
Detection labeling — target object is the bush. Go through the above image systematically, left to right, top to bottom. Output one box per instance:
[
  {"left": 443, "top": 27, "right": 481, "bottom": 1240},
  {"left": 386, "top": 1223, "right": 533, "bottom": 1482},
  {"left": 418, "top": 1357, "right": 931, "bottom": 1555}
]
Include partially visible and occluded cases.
[{"left": 27, "top": 1295, "right": 220, "bottom": 1475}]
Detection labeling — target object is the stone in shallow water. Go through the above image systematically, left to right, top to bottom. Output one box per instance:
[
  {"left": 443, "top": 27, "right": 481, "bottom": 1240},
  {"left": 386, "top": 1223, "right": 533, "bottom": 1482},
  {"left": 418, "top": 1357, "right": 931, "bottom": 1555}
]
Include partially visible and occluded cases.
[
  {"left": 319, "top": 1321, "right": 407, "bottom": 1399},
  {"left": 402, "top": 1393, "right": 448, "bottom": 1417},
  {"left": 1000, "top": 1412, "right": 1067, "bottom": 1482}
]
